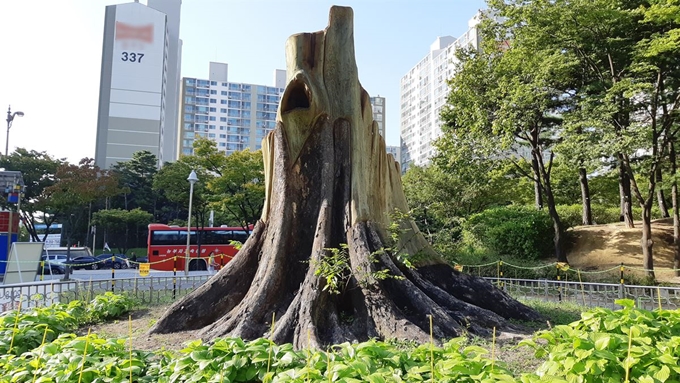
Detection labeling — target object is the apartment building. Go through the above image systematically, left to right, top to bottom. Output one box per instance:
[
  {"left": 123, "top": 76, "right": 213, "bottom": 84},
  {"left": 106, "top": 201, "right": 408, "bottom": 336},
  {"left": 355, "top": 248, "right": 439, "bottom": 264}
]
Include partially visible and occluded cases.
[
  {"left": 95, "top": 0, "right": 182, "bottom": 169},
  {"left": 399, "top": 12, "right": 482, "bottom": 171},
  {"left": 179, "top": 62, "right": 286, "bottom": 156}
]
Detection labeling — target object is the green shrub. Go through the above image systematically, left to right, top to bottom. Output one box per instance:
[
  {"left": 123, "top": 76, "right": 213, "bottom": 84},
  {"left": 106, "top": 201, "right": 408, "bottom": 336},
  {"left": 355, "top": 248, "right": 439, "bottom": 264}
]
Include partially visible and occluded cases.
[
  {"left": 555, "top": 204, "right": 584, "bottom": 229},
  {"left": 465, "top": 206, "right": 554, "bottom": 260},
  {"left": 86, "top": 292, "right": 136, "bottom": 323}
]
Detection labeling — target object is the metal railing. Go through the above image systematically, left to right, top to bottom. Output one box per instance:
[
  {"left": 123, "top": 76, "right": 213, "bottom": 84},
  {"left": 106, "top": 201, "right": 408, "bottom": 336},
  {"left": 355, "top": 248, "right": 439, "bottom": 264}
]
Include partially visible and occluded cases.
[
  {"left": 0, "top": 275, "right": 211, "bottom": 312},
  {"left": 2, "top": 275, "right": 679, "bottom": 314},
  {"left": 489, "top": 277, "right": 680, "bottom": 310}
]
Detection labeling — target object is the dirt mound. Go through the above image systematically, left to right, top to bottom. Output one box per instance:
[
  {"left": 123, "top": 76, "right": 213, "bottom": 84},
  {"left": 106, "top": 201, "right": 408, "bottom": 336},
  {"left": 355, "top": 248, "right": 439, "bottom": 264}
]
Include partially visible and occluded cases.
[{"left": 567, "top": 218, "right": 679, "bottom": 283}]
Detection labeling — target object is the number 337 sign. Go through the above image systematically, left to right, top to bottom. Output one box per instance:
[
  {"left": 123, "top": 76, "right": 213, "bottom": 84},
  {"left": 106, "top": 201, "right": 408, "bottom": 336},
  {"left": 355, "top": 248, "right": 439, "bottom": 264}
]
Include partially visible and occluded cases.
[{"left": 121, "top": 52, "right": 145, "bottom": 63}]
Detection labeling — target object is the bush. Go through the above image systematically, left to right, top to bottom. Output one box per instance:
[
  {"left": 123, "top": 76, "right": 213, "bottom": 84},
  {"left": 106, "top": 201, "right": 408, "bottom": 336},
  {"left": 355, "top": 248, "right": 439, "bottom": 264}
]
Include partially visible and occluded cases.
[{"left": 465, "top": 206, "right": 554, "bottom": 260}]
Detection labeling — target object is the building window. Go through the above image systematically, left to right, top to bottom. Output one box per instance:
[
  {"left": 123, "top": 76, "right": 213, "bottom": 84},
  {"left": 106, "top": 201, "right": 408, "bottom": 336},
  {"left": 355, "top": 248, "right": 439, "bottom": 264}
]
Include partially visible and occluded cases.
[
  {"left": 210, "top": 81, "right": 217, "bottom": 86},
  {"left": 210, "top": 90, "right": 217, "bottom": 95},
  {"left": 221, "top": 91, "right": 228, "bottom": 96},
  {"left": 209, "top": 99, "right": 216, "bottom": 104},
  {"left": 221, "top": 100, "right": 227, "bottom": 104},
  {"left": 209, "top": 107, "right": 216, "bottom": 112},
  {"left": 220, "top": 108, "right": 227, "bottom": 113},
  {"left": 209, "top": 116, "right": 216, "bottom": 121},
  {"left": 220, "top": 117, "right": 227, "bottom": 122}
]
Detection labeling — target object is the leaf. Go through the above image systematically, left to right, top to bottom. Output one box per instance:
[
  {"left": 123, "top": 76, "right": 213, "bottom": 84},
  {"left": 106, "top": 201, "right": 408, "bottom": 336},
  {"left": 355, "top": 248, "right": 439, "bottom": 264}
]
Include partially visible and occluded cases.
[{"left": 654, "top": 365, "right": 671, "bottom": 383}]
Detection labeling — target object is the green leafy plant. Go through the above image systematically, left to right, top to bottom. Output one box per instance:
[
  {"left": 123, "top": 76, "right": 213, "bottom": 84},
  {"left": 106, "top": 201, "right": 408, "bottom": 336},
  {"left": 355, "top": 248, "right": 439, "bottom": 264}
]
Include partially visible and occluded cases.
[
  {"left": 86, "top": 292, "right": 137, "bottom": 323},
  {"left": 520, "top": 299, "right": 680, "bottom": 382}
]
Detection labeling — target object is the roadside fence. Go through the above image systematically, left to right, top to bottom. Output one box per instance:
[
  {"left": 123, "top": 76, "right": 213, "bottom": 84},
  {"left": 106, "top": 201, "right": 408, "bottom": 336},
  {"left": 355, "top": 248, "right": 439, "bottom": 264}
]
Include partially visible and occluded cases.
[
  {"left": 456, "top": 260, "right": 680, "bottom": 284},
  {"left": 0, "top": 275, "right": 210, "bottom": 312},
  {"left": 488, "top": 277, "right": 680, "bottom": 311}
]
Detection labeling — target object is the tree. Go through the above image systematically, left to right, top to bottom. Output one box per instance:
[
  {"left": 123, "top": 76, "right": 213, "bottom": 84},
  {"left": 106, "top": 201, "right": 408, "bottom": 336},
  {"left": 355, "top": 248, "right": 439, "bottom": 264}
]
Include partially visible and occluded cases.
[
  {"left": 490, "top": 0, "right": 680, "bottom": 277},
  {"left": 150, "top": 7, "right": 539, "bottom": 348},
  {"left": 438, "top": 17, "right": 572, "bottom": 263},
  {"left": 189, "top": 139, "right": 265, "bottom": 232},
  {"left": 0, "top": 148, "right": 64, "bottom": 241},
  {"left": 111, "top": 151, "right": 158, "bottom": 213},
  {"left": 45, "top": 158, "right": 122, "bottom": 247},
  {"left": 152, "top": 160, "right": 212, "bottom": 228},
  {"left": 92, "top": 208, "right": 153, "bottom": 254}
]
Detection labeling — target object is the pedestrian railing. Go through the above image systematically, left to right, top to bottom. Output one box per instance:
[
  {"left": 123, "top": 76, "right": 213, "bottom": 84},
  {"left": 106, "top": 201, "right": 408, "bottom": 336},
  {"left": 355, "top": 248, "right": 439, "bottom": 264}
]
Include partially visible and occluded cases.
[
  {"left": 0, "top": 275, "right": 211, "bottom": 312},
  {"left": 1, "top": 275, "right": 679, "bottom": 314},
  {"left": 488, "top": 277, "right": 680, "bottom": 311}
]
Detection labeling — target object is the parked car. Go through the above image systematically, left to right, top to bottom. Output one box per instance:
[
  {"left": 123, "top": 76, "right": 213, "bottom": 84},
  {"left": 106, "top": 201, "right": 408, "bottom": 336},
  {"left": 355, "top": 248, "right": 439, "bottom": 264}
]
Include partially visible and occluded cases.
[
  {"left": 96, "top": 254, "right": 129, "bottom": 269},
  {"left": 130, "top": 255, "right": 148, "bottom": 269},
  {"left": 64, "top": 256, "right": 100, "bottom": 270},
  {"left": 38, "top": 261, "right": 65, "bottom": 275}
]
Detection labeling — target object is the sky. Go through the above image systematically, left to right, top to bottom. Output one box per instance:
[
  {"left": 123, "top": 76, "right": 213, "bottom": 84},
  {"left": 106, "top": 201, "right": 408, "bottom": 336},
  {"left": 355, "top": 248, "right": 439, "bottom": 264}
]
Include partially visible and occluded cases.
[{"left": 0, "top": 0, "right": 486, "bottom": 164}]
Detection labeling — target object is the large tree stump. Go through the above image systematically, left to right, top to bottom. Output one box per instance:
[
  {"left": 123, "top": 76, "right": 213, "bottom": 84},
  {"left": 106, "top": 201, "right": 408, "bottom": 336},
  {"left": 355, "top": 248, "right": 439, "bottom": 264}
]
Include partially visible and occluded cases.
[{"left": 150, "top": 6, "right": 540, "bottom": 348}]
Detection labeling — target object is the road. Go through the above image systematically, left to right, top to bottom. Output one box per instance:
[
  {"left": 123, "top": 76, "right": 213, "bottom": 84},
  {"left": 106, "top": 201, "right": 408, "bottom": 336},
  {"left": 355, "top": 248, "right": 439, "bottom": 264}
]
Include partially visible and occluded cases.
[{"left": 37, "top": 268, "right": 214, "bottom": 281}]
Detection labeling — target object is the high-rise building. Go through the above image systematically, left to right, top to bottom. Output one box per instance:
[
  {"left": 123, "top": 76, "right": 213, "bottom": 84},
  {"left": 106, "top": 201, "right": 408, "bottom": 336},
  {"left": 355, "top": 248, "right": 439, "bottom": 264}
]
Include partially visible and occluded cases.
[
  {"left": 95, "top": 0, "right": 182, "bottom": 169},
  {"left": 399, "top": 12, "right": 482, "bottom": 172},
  {"left": 178, "top": 62, "right": 286, "bottom": 156},
  {"left": 370, "top": 96, "right": 386, "bottom": 137},
  {"left": 386, "top": 145, "right": 401, "bottom": 164}
]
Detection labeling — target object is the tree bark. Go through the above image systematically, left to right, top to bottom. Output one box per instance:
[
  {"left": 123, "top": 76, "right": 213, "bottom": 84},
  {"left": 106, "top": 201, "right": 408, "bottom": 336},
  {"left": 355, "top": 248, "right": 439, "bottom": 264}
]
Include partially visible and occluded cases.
[
  {"left": 149, "top": 7, "right": 540, "bottom": 347},
  {"left": 670, "top": 142, "right": 680, "bottom": 276},
  {"left": 535, "top": 151, "right": 567, "bottom": 263},
  {"left": 619, "top": 154, "right": 634, "bottom": 228},
  {"left": 532, "top": 156, "right": 543, "bottom": 210},
  {"left": 579, "top": 165, "right": 593, "bottom": 225},
  {"left": 656, "top": 167, "right": 670, "bottom": 218},
  {"left": 641, "top": 201, "right": 655, "bottom": 279}
]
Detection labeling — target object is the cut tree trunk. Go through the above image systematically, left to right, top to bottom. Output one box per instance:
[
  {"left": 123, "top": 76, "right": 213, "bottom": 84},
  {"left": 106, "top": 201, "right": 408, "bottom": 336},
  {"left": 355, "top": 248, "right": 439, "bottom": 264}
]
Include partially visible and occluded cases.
[
  {"left": 149, "top": 6, "right": 540, "bottom": 348},
  {"left": 579, "top": 166, "right": 593, "bottom": 225}
]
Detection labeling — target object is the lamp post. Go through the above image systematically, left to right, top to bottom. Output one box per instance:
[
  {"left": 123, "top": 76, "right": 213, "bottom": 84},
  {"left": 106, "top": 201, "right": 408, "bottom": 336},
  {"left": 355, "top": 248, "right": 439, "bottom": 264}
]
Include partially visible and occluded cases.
[
  {"left": 5, "top": 106, "right": 24, "bottom": 157},
  {"left": 184, "top": 169, "right": 198, "bottom": 276}
]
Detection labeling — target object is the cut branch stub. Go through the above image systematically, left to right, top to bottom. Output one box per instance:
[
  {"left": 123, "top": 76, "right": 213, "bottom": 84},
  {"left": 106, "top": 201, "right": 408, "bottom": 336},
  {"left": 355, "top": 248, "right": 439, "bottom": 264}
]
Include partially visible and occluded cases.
[{"left": 149, "top": 5, "right": 541, "bottom": 348}]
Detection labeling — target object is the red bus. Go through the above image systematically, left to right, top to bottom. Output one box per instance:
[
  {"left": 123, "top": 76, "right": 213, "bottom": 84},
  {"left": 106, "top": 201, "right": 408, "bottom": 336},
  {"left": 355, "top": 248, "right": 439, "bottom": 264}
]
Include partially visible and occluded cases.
[{"left": 147, "top": 223, "right": 252, "bottom": 271}]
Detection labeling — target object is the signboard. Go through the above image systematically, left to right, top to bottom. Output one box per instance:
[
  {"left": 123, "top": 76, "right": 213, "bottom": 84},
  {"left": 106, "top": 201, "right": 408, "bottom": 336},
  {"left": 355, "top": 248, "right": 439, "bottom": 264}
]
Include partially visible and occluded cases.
[
  {"left": 109, "top": 4, "right": 167, "bottom": 120},
  {"left": 2, "top": 242, "right": 44, "bottom": 285},
  {"left": 139, "top": 263, "right": 150, "bottom": 277}
]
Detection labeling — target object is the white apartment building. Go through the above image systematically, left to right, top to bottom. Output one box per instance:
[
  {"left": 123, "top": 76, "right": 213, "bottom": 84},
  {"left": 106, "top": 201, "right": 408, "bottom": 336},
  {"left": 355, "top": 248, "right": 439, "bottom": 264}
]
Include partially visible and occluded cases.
[
  {"left": 95, "top": 0, "right": 182, "bottom": 169},
  {"left": 399, "top": 13, "right": 482, "bottom": 172},
  {"left": 179, "top": 63, "right": 286, "bottom": 156},
  {"left": 180, "top": 63, "right": 392, "bottom": 158},
  {"left": 370, "top": 96, "right": 386, "bottom": 137}
]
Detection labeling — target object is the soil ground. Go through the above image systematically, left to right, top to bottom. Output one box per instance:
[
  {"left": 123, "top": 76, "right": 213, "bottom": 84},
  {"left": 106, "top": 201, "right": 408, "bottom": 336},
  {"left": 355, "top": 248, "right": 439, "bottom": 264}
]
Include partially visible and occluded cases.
[
  {"left": 567, "top": 218, "right": 680, "bottom": 284},
  {"left": 87, "top": 219, "right": 679, "bottom": 352}
]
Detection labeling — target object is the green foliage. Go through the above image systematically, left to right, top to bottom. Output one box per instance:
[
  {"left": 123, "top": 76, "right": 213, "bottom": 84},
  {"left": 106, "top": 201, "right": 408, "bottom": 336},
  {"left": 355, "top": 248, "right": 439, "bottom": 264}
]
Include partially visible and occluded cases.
[
  {"left": 0, "top": 148, "right": 64, "bottom": 242},
  {"left": 111, "top": 150, "right": 159, "bottom": 213},
  {"left": 466, "top": 206, "right": 554, "bottom": 260},
  {"left": 92, "top": 208, "right": 153, "bottom": 253},
  {"left": 313, "top": 245, "right": 351, "bottom": 295},
  {"left": 86, "top": 293, "right": 137, "bottom": 323},
  {"left": 0, "top": 294, "right": 134, "bottom": 357},
  {"left": 4, "top": 296, "right": 680, "bottom": 382},
  {"left": 520, "top": 300, "right": 680, "bottom": 382},
  {"left": 0, "top": 333, "right": 153, "bottom": 383}
]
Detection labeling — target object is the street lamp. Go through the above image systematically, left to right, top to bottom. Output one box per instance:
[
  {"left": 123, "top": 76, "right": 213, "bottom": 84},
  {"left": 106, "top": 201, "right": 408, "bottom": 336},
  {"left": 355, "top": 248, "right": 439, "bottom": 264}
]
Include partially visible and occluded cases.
[
  {"left": 5, "top": 106, "right": 24, "bottom": 157},
  {"left": 184, "top": 169, "right": 198, "bottom": 276}
]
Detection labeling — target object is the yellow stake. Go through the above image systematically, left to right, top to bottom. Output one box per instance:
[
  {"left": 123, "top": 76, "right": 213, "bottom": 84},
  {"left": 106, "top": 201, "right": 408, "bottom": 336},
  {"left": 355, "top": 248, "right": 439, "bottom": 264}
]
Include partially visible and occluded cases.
[
  {"left": 578, "top": 270, "right": 586, "bottom": 306},
  {"left": 657, "top": 286, "right": 662, "bottom": 311},
  {"left": 8, "top": 295, "right": 23, "bottom": 354},
  {"left": 267, "top": 312, "right": 275, "bottom": 378},
  {"left": 129, "top": 315, "right": 133, "bottom": 383},
  {"left": 429, "top": 315, "right": 434, "bottom": 383},
  {"left": 31, "top": 325, "right": 50, "bottom": 383},
  {"left": 491, "top": 327, "right": 496, "bottom": 372},
  {"left": 625, "top": 327, "right": 633, "bottom": 383},
  {"left": 77, "top": 328, "right": 92, "bottom": 383}
]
